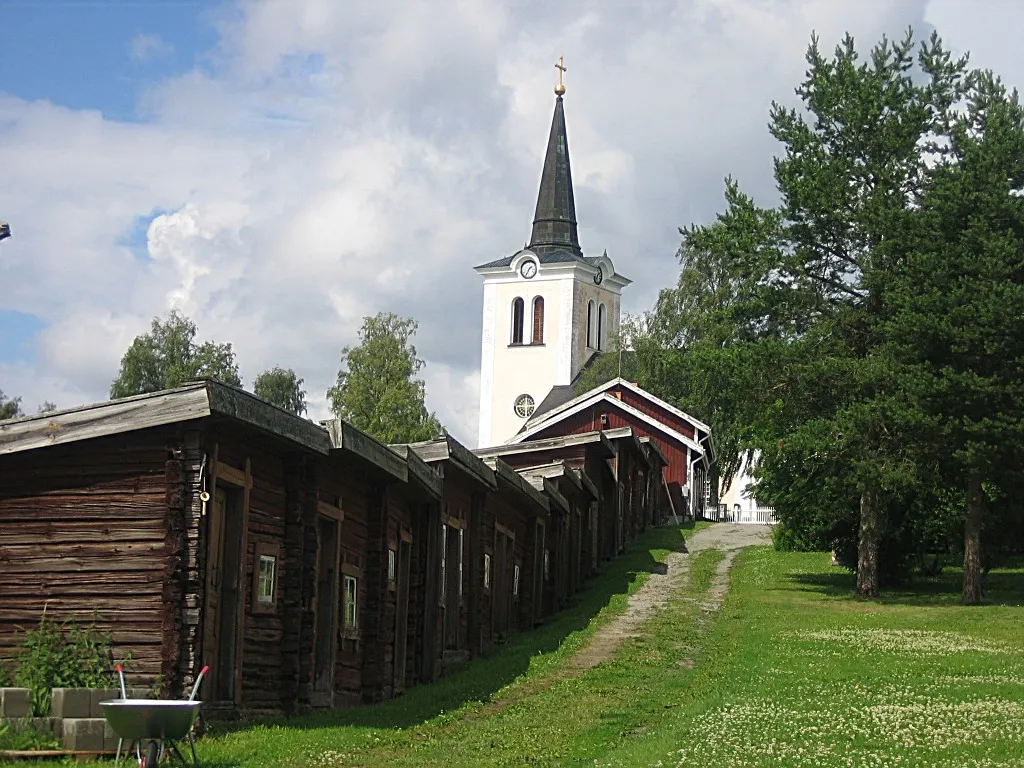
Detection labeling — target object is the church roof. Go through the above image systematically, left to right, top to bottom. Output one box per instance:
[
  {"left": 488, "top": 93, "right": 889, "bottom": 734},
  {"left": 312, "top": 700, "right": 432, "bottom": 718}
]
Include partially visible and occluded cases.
[
  {"left": 476, "top": 92, "right": 587, "bottom": 271},
  {"left": 529, "top": 95, "right": 581, "bottom": 257},
  {"left": 475, "top": 247, "right": 585, "bottom": 270}
]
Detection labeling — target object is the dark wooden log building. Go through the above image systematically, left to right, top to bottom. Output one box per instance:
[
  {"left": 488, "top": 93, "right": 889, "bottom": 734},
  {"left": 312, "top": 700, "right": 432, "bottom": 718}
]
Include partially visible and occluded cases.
[{"left": 0, "top": 379, "right": 687, "bottom": 717}]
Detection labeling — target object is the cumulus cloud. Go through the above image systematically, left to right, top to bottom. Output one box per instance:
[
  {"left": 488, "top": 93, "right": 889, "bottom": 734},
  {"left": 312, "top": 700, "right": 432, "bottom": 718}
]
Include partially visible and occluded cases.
[{"left": 2, "top": 0, "right": 1022, "bottom": 445}]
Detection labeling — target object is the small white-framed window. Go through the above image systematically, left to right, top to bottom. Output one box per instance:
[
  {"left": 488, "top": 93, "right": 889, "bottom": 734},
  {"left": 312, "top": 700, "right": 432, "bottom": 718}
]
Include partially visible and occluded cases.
[
  {"left": 587, "top": 300, "right": 595, "bottom": 348},
  {"left": 598, "top": 303, "right": 607, "bottom": 351},
  {"left": 440, "top": 523, "right": 448, "bottom": 604},
  {"left": 458, "top": 528, "right": 464, "bottom": 597},
  {"left": 252, "top": 542, "right": 281, "bottom": 614},
  {"left": 388, "top": 548, "right": 397, "bottom": 582},
  {"left": 483, "top": 553, "right": 491, "bottom": 589},
  {"left": 257, "top": 555, "right": 276, "bottom": 605},
  {"left": 513, "top": 564, "right": 520, "bottom": 596},
  {"left": 344, "top": 575, "right": 358, "bottom": 628}
]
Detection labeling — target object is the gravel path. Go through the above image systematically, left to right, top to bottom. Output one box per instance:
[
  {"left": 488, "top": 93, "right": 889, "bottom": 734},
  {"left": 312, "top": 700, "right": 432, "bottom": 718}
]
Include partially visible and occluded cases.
[
  {"left": 470, "top": 524, "right": 772, "bottom": 718},
  {"left": 570, "top": 524, "right": 771, "bottom": 670}
]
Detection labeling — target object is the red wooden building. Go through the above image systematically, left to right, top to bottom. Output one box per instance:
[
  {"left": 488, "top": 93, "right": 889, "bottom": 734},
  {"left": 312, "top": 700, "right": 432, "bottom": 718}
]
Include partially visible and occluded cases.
[{"left": 511, "top": 378, "right": 714, "bottom": 519}]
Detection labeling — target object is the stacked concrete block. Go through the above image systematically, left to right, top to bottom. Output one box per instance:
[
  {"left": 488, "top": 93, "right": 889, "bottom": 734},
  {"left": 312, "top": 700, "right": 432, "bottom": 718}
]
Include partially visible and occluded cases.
[
  {"left": 0, "top": 686, "right": 157, "bottom": 753},
  {"left": 0, "top": 687, "right": 32, "bottom": 718},
  {"left": 53, "top": 687, "right": 139, "bottom": 753},
  {"left": 50, "top": 688, "right": 91, "bottom": 720},
  {"left": 61, "top": 717, "right": 105, "bottom": 752}
]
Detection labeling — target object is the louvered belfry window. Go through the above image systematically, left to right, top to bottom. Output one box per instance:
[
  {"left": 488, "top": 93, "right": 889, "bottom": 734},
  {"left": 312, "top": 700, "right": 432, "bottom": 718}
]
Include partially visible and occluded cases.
[{"left": 532, "top": 297, "right": 544, "bottom": 344}]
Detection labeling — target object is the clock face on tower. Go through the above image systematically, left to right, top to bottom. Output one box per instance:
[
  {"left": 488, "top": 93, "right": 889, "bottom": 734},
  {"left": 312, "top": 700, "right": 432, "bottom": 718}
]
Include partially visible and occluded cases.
[
  {"left": 520, "top": 260, "right": 538, "bottom": 279},
  {"left": 594, "top": 266, "right": 604, "bottom": 285}
]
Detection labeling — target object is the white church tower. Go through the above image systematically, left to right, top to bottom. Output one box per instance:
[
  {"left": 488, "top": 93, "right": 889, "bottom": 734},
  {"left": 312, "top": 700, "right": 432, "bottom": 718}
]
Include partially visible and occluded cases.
[{"left": 476, "top": 61, "right": 631, "bottom": 447}]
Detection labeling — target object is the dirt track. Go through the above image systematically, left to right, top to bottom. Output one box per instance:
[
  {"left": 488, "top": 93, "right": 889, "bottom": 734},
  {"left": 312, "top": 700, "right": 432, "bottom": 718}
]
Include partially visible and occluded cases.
[
  {"left": 471, "top": 524, "right": 771, "bottom": 717},
  {"left": 570, "top": 524, "right": 772, "bottom": 669}
]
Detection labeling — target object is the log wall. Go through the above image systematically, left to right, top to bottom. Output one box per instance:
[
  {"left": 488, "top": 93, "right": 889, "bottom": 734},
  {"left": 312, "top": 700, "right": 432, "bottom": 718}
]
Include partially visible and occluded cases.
[{"left": 0, "top": 426, "right": 180, "bottom": 687}]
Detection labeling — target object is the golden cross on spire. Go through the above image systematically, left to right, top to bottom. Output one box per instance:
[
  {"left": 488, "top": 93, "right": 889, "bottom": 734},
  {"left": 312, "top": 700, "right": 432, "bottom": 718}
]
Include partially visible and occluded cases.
[{"left": 554, "top": 56, "right": 567, "bottom": 96}]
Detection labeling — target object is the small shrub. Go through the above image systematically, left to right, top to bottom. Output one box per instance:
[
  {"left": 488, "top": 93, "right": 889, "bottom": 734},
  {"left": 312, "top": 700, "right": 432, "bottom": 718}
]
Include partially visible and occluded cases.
[
  {"left": 11, "top": 613, "right": 130, "bottom": 716},
  {"left": 0, "top": 659, "right": 12, "bottom": 687},
  {"left": 0, "top": 720, "right": 60, "bottom": 751}
]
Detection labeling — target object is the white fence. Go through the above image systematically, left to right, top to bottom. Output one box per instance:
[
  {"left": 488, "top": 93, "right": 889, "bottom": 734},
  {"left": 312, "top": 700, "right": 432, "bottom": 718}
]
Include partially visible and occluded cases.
[{"left": 703, "top": 504, "right": 777, "bottom": 525}]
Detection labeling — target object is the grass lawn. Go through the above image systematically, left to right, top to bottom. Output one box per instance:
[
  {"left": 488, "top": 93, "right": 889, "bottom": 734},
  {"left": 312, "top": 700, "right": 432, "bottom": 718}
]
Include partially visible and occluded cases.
[
  {"left": 30, "top": 520, "right": 1021, "bottom": 767},
  {"left": 195, "top": 523, "right": 706, "bottom": 767},
  {"left": 603, "top": 548, "right": 1024, "bottom": 768}
]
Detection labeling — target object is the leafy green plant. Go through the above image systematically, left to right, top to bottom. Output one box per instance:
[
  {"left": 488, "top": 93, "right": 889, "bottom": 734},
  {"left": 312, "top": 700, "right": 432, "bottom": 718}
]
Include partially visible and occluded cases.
[
  {"left": 11, "top": 613, "right": 130, "bottom": 716},
  {"left": 0, "top": 659, "right": 12, "bottom": 686},
  {"left": 0, "top": 720, "right": 60, "bottom": 751}
]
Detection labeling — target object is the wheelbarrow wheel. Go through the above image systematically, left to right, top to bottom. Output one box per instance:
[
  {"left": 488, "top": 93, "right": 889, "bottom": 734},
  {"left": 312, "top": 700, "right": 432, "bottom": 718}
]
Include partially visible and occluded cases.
[{"left": 143, "top": 740, "right": 159, "bottom": 767}]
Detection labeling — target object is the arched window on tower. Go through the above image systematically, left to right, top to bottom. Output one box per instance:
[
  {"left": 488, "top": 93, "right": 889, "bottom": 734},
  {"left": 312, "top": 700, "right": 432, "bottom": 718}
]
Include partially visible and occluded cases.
[
  {"left": 532, "top": 297, "right": 544, "bottom": 344},
  {"left": 511, "top": 298, "right": 525, "bottom": 345},
  {"left": 587, "top": 300, "right": 595, "bottom": 348},
  {"left": 598, "top": 303, "right": 607, "bottom": 351}
]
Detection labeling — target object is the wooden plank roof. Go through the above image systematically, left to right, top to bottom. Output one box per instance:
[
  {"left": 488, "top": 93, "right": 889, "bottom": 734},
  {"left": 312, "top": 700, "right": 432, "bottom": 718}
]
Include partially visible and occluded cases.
[
  {"left": 0, "top": 379, "right": 332, "bottom": 458},
  {"left": 323, "top": 418, "right": 408, "bottom": 483},
  {"left": 474, "top": 429, "right": 616, "bottom": 460},
  {"left": 395, "top": 434, "right": 497, "bottom": 491},
  {"left": 640, "top": 436, "right": 669, "bottom": 467},
  {"left": 403, "top": 446, "right": 443, "bottom": 500},
  {"left": 482, "top": 458, "right": 550, "bottom": 512},
  {"left": 516, "top": 460, "right": 584, "bottom": 496},
  {"left": 521, "top": 473, "right": 570, "bottom": 514}
]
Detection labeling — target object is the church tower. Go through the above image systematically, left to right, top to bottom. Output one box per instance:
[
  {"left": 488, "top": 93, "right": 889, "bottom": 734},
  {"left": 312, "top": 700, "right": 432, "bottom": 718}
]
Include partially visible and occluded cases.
[{"left": 476, "top": 60, "right": 631, "bottom": 447}]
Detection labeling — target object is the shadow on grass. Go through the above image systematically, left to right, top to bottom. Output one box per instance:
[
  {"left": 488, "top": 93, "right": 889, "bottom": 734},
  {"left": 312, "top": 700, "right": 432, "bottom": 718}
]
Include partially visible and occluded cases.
[
  {"left": 214, "top": 524, "right": 689, "bottom": 736},
  {"left": 786, "top": 564, "right": 1024, "bottom": 607}
]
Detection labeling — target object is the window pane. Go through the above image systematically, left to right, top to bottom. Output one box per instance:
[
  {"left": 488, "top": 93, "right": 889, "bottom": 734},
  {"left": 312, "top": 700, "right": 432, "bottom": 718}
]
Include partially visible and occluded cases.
[
  {"left": 511, "top": 298, "right": 525, "bottom": 344},
  {"left": 458, "top": 528, "right": 464, "bottom": 597},
  {"left": 258, "top": 555, "right": 276, "bottom": 603},
  {"left": 344, "top": 575, "right": 358, "bottom": 627}
]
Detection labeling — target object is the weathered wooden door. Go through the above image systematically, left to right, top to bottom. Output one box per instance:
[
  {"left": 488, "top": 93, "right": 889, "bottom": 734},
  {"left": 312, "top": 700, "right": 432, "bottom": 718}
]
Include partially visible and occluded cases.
[
  {"left": 208, "top": 486, "right": 243, "bottom": 702},
  {"left": 203, "top": 488, "right": 227, "bottom": 684},
  {"left": 312, "top": 516, "right": 340, "bottom": 706},
  {"left": 532, "top": 521, "right": 545, "bottom": 626},
  {"left": 443, "top": 524, "right": 462, "bottom": 649},
  {"left": 493, "top": 531, "right": 508, "bottom": 638},
  {"left": 501, "top": 532, "right": 514, "bottom": 636},
  {"left": 393, "top": 538, "right": 412, "bottom": 693}
]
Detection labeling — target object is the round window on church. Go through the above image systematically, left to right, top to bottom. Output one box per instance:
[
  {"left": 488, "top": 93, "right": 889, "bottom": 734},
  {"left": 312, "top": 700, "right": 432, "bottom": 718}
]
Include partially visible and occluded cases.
[{"left": 514, "top": 394, "right": 536, "bottom": 419}]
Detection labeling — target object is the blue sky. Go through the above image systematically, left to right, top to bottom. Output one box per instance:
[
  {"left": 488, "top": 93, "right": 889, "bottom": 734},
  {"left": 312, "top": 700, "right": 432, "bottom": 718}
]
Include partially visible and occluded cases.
[
  {"left": 0, "top": 0, "right": 1020, "bottom": 442},
  {"left": 0, "top": 1, "right": 219, "bottom": 121}
]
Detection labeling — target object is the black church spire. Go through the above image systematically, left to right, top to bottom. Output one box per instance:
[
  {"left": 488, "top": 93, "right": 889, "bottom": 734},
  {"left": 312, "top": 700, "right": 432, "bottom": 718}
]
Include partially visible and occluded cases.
[{"left": 528, "top": 77, "right": 582, "bottom": 257}]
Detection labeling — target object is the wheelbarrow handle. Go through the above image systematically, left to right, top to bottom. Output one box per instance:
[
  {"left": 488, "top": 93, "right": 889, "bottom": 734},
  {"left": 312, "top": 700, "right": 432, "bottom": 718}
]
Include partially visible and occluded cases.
[
  {"left": 115, "top": 664, "right": 127, "bottom": 699},
  {"left": 189, "top": 666, "right": 210, "bottom": 701}
]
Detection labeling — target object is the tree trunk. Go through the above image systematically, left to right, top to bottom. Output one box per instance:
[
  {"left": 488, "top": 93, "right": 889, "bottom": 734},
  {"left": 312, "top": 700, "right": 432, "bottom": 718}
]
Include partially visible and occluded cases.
[
  {"left": 962, "top": 469, "right": 984, "bottom": 606},
  {"left": 856, "top": 487, "right": 882, "bottom": 598}
]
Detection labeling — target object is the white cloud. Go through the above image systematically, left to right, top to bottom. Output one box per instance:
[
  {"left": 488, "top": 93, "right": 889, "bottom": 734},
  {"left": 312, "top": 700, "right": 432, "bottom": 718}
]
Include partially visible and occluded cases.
[
  {"left": 3, "top": 0, "right": 1022, "bottom": 445},
  {"left": 129, "top": 33, "right": 174, "bottom": 62}
]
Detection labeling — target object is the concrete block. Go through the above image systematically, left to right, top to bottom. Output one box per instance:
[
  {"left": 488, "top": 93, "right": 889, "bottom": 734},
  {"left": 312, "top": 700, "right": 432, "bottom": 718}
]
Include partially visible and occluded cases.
[
  {"left": 0, "top": 687, "right": 32, "bottom": 718},
  {"left": 127, "top": 687, "right": 152, "bottom": 700},
  {"left": 51, "top": 688, "right": 92, "bottom": 719},
  {"left": 90, "top": 688, "right": 121, "bottom": 716},
  {"left": 0, "top": 716, "right": 55, "bottom": 736},
  {"left": 31, "top": 717, "right": 57, "bottom": 737},
  {"left": 61, "top": 717, "right": 106, "bottom": 752},
  {"left": 103, "top": 719, "right": 122, "bottom": 753}
]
